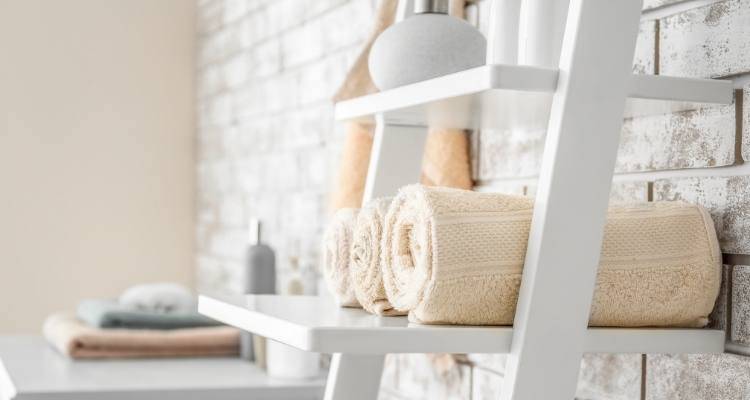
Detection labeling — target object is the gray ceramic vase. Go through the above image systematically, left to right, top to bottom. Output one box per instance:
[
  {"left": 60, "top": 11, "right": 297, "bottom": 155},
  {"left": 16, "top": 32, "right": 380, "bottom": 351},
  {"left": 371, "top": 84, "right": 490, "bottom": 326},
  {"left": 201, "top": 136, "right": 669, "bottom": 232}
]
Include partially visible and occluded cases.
[{"left": 368, "top": 6, "right": 486, "bottom": 90}]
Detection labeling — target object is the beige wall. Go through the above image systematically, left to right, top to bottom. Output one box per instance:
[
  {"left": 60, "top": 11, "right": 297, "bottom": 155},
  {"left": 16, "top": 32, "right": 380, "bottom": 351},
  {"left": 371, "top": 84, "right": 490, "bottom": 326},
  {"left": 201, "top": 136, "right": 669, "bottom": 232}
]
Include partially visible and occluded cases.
[{"left": 0, "top": 0, "right": 195, "bottom": 333}]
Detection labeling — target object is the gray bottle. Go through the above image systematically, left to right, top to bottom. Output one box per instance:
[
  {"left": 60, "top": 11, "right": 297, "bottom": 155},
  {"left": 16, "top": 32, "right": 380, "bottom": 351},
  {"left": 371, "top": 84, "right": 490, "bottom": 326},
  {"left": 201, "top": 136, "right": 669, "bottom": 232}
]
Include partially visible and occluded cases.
[{"left": 240, "top": 218, "right": 276, "bottom": 361}]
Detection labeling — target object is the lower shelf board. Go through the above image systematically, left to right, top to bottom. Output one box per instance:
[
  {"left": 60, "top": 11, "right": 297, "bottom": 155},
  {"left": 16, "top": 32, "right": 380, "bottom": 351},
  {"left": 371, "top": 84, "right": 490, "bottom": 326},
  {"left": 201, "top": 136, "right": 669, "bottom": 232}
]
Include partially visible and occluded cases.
[
  {"left": 199, "top": 294, "right": 726, "bottom": 355},
  {"left": 0, "top": 336, "right": 325, "bottom": 400}
]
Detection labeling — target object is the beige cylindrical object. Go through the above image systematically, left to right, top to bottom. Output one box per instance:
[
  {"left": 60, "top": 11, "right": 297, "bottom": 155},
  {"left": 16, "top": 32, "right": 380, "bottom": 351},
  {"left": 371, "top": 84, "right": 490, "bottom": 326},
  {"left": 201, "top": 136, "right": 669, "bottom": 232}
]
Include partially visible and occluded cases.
[
  {"left": 330, "top": 123, "right": 373, "bottom": 211},
  {"left": 421, "top": 129, "right": 473, "bottom": 190},
  {"left": 383, "top": 185, "right": 721, "bottom": 327},
  {"left": 252, "top": 336, "right": 266, "bottom": 369}
]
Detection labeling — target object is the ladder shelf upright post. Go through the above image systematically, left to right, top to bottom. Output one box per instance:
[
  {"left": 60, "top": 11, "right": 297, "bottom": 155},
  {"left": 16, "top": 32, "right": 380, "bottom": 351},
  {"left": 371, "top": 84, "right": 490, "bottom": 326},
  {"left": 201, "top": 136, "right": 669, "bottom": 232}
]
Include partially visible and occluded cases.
[{"left": 499, "top": 0, "right": 644, "bottom": 399}]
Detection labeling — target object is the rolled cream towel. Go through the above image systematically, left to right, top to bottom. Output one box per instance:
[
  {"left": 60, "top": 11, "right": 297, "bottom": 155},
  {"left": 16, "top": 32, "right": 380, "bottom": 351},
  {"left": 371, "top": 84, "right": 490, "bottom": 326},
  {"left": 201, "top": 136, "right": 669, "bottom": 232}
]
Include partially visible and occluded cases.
[
  {"left": 382, "top": 185, "right": 721, "bottom": 327},
  {"left": 350, "top": 197, "right": 405, "bottom": 316},
  {"left": 322, "top": 208, "right": 361, "bottom": 307}
]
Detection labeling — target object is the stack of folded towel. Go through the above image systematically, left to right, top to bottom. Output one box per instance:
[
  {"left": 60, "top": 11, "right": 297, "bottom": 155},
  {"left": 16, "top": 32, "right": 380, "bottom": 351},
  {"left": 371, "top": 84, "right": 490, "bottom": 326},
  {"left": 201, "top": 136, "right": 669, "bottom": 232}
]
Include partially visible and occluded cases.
[
  {"left": 322, "top": 184, "right": 722, "bottom": 327},
  {"left": 44, "top": 283, "right": 239, "bottom": 359}
]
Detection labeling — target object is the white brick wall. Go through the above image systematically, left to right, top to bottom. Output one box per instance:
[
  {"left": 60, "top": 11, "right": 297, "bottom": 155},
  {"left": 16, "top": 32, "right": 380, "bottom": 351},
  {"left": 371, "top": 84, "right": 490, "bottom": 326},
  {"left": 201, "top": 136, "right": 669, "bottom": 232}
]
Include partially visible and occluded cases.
[
  {"left": 196, "top": 0, "right": 750, "bottom": 399},
  {"left": 196, "top": 0, "right": 376, "bottom": 296}
]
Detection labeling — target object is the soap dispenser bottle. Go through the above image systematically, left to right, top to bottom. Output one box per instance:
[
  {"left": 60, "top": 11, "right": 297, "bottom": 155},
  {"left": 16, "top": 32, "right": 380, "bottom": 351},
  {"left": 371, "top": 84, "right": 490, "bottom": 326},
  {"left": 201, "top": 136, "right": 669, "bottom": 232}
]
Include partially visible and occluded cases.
[
  {"left": 240, "top": 218, "right": 276, "bottom": 361},
  {"left": 244, "top": 219, "right": 276, "bottom": 295}
]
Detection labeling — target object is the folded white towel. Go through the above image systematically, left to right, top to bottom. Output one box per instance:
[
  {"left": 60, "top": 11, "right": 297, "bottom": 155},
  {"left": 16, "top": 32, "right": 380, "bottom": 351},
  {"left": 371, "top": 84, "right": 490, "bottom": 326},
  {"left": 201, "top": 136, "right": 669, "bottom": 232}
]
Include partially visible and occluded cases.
[
  {"left": 382, "top": 185, "right": 721, "bottom": 327},
  {"left": 350, "top": 198, "right": 405, "bottom": 316},
  {"left": 322, "top": 208, "right": 361, "bottom": 307},
  {"left": 119, "top": 283, "right": 195, "bottom": 314}
]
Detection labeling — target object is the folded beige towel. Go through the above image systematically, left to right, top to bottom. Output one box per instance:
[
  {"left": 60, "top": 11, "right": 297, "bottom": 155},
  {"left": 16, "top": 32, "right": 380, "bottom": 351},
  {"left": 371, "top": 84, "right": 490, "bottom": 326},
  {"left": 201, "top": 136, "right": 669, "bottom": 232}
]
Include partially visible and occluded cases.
[
  {"left": 382, "top": 185, "right": 722, "bottom": 327},
  {"left": 350, "top": 197, "right": 405, "bottom": 316},
  {"left": 323, "top": 208, "right": 361, "bottom": 307},
  {"left": 43, "top": 313, "right": 240, "bottom": 359}
]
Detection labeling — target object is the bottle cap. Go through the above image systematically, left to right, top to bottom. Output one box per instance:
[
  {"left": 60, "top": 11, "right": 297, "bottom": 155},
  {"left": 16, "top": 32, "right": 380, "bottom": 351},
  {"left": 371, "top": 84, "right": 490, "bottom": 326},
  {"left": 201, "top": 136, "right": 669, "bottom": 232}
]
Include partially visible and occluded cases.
[
  {"left": 414, "top": 0, "right": 449, "bottom": 14},
  {"left": 248, "top": 218, "right": 261, "bottom": 245}
]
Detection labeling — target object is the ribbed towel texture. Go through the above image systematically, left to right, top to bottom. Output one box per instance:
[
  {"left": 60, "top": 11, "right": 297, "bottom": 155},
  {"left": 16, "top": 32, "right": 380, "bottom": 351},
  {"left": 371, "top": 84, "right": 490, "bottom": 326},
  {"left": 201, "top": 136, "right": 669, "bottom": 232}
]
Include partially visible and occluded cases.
[
  {"left": 382, "top": 185, "right": 721, "bottom": 327},
  {"left": 350, "top": 197, "right": 405, "bottom": 316},
  {"left": 322, "top": 208, "right": 361, "bottom": 307},
  {"left": 43, "top": 313, "right": 239, "bottom": 359}
]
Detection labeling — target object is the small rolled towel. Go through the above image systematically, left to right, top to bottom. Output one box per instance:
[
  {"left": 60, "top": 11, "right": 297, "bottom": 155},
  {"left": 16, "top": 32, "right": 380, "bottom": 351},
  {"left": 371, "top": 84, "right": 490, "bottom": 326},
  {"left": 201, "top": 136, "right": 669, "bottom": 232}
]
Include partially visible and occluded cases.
[
  {"left": 383, "top": 185, "right": 722, "bottom": 327},
  {"left": 350, "top": 197, "right": 405, "bottom": 316},
  {"left": 322, "top": 208, "right": 361, "bottom": 307},
  {"left": 77, "top": 299, "right": 221, "bottom": 330},
  {"left": 43, "top": 313, "right": 239, "bottom": 359}
]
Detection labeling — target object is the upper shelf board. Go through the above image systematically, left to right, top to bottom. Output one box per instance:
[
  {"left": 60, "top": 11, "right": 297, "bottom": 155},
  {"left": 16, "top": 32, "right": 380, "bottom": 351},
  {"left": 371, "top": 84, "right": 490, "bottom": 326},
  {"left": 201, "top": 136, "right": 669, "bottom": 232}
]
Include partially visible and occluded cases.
[
  {"left": 334, "top": 64, "right": 734, "bottom": 131},
  {"left": 199, "top": 294, "right": 725, "bottom": 355}
]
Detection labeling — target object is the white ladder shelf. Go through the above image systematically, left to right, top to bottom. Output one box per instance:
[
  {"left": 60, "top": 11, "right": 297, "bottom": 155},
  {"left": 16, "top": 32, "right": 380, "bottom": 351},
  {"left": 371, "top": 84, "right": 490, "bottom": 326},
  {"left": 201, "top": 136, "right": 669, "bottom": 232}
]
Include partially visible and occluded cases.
[{"left": 199, "top": 0, "right": 733, "bottom": 399}]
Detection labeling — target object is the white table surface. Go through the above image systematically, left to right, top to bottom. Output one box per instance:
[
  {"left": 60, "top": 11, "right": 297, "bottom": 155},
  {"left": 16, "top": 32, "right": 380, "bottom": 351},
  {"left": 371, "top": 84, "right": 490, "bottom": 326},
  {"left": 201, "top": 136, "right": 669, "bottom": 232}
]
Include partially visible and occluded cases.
[{"left": 0, "top": 336, "right": 324, "bottom": 400}]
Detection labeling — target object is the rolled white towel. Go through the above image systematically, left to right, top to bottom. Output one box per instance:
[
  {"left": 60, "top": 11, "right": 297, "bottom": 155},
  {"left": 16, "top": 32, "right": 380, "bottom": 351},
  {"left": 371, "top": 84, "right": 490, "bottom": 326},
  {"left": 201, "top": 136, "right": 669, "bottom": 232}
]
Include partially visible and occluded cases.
[
  {"left": 382, "top": 184, "right": 721, "bottom": 327},
  {"left": 350, "top": 197, "right": 405, "bottom": 316},
  {"left": 322, "top": 208, "right": 361, "bottom": 307},
  {"left": 119, "top": 283, "right": 195, "bottom": 314}
]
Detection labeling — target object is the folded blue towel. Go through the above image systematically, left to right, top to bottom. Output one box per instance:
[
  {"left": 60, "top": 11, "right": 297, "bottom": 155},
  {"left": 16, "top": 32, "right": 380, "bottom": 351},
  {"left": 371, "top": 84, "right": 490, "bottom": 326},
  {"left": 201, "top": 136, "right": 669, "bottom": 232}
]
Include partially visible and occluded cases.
[{"left": 77, "top": 299, "right": 221, "bottom": 330}]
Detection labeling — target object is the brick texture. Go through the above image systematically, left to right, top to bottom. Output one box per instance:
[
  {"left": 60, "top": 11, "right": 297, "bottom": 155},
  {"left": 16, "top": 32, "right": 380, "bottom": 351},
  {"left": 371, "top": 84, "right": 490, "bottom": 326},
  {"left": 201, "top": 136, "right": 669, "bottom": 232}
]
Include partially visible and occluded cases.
[
  {"left": 195, "top": 0, "right": 375, "bottom": 297},
  {"left": 643, "top": 0, "right": 689, "bottom": 10},
  {"left": 659, "top": 0, "right": 750, "bottom": 78},
  {"left": 634, "top": 21, "right": 657, "bottom": 75},
  {"left": 744, "top": 84, "right": 750, "bottom": 162},
  {"left": 616, "top": 103, "right": 736, "bottom": 172},
  {"left": 654, "top": 176, "right": 750, "bottom": 254},
  {"left": 711, "top": 265, "right": 732, "bottom": 331},
  {"left": 732, "top": 265, "right": 750, "bottom": 344},
  {"left": 384, "top": 354, "right": 472, "bottom": 400},
  {"left": 576, "top": 354, "right": 642, "bottom": 400},
  {"left": 646, "top": 354, "right": 750, "bottom": 400},
  {"left": 471, "top": 367, "right": 504, "bottom": 400}
]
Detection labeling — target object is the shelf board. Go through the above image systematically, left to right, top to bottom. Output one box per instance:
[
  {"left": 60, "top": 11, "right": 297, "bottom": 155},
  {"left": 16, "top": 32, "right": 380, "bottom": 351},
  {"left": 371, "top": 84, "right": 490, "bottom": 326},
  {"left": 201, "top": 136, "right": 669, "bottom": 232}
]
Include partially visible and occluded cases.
[
  {"left": 334, "top": 64, "right": 734, "bottom": 130},
  {"left": 199, "top": 294, "right": 726, "bottom": 355},
  {"left": 0, "top": 336, "right": 324, "bottom": 400}
]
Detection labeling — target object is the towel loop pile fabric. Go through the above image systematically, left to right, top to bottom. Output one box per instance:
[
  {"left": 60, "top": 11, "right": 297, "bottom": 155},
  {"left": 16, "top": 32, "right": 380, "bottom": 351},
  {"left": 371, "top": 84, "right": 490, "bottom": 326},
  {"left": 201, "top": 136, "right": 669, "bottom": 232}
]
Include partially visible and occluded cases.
[
  {"left": 323, "top": 184, "right": 722, "bottom": 328},
  {"left": 349, "top": 197, "right": 404, "bottom": 316},
  {"left": 322, "top": 208, "right": 361, "bottom": 307}
]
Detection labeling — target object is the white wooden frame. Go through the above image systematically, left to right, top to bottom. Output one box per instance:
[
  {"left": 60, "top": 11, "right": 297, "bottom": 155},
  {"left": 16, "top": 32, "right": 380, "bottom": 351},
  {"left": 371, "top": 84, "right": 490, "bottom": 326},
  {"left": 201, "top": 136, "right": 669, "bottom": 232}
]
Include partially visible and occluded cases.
[{"left": 324, "top": 0, "right": 644, "bottom": 399}]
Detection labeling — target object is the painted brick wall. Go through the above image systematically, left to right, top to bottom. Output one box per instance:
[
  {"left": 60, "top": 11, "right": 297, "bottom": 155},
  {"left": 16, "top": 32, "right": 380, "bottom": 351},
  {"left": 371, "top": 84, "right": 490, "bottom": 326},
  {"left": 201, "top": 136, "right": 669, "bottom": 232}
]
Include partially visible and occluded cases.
[
  {"left": 196, "top": 0, "right": 750, "bottom": 399},
  {"left": 196, "top": 0, "right": 376, "bottom": 296}
]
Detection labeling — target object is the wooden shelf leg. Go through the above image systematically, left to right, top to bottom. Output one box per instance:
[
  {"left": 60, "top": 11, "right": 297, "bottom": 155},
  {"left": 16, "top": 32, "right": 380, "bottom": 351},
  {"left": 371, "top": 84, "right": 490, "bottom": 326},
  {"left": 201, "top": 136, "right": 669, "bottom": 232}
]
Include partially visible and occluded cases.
[
  {"left": 362, "top": 115, "right": 428, "bottom": 202},
  {"left": 323, "top": 353, "right": 385, "bottom": 400}
]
